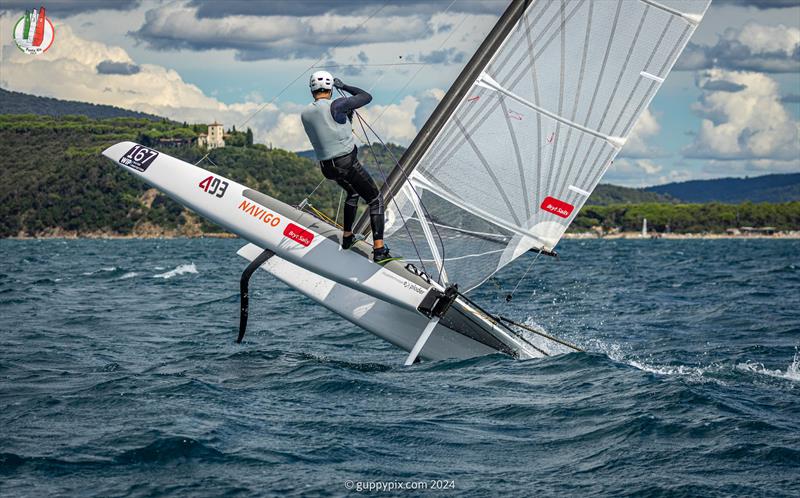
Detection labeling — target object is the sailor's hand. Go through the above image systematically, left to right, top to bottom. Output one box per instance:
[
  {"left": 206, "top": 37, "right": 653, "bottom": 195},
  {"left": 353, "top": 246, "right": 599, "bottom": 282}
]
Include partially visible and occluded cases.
[{"left": 333, "top": 78, "right": 344, "bottom": 89}]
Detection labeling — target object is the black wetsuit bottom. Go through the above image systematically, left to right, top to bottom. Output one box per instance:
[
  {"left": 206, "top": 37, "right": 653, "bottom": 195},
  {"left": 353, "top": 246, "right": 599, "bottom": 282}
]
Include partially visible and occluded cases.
[{"left": 319, "top": 147, "right": 385, "bottom": 240}]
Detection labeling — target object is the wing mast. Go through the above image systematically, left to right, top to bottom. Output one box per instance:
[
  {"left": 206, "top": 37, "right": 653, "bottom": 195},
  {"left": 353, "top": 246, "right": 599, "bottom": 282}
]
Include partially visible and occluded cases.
[{"left": 354, "top": 0, "right": 532, "bottom": 236}]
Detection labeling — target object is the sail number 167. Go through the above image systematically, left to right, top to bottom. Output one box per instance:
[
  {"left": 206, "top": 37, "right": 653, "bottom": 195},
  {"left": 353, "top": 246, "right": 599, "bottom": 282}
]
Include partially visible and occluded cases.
[{"left": 199, "top": 175, "right": 229, "bottom": 198}]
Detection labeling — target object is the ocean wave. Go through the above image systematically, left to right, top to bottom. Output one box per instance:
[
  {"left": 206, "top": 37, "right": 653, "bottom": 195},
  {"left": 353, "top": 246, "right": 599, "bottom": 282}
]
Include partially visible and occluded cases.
[
  {"left": 153, "top": 263, "right": 197, "bottom": 279},
  {"left": 118, "top": 272, "right": 138, "bottom": 280},
  {"left": 584, "top": 338, "right": 727, "bottom": 382},
  {"left": 114, "top": 437, "right": 223, "bottom": 464}
]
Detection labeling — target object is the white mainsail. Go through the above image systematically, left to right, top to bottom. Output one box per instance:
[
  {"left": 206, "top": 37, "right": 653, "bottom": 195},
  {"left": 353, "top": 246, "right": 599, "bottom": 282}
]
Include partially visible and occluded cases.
[{"left": 382, "top": 0, "right": 709, "bottom": 291}]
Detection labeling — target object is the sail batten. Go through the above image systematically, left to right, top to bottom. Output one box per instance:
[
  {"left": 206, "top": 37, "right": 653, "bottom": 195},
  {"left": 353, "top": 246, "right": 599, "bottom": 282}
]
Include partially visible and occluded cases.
[
  {"left": 381, "top": 0, "right": 709, "bottom": 290},
  {"left": 640, "top": 0, "right": 703, "bottom": 24},
  {"left": 476, "top": 71, "right": 626, "bottom": 147},
  {"left": 409, "top": 175, "right": 550, "bottom": 248}
]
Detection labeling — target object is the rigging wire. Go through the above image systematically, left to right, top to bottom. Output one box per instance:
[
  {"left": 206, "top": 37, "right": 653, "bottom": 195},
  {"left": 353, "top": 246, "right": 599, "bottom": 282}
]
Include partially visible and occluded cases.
[
  {"left": 372, "top": 1, "right": 468, "bottom": 125},
  {"left": 238, "top": 2, "right": 388, "bottom": 130},
  {"left": 313, "top": 63, "right": 428, "bottom": 69},
  {"left": 343, "top": 91, "right": 429, "bottom": 278},
  {"left": 351, "top": 110, "right": 449, "bottom": 283},
  {"left": 297, "top": 178, "right": 326, "bottom": 211},
  {"left": 334, "top": 190, "right": 344, "bottom": 226},
  {"left": 504, "top": 249, "right": 543, "bottom": 303}
]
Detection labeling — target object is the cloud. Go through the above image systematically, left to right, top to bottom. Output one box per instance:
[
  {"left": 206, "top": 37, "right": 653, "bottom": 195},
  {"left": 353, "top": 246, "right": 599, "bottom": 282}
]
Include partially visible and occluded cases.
[
  {"left": 0, "top": 0, "right": 139, "bottom": 17},
  {"left": 186, "top": 0, "right": 503, "bottom": 18},
  {"left": 131, "top": 3, "right": 436, "bottom": 61},
  {"left": 675, "top": 22, "right": 800, "bottom": 73},
  {"left": 0, "top": 23, "right": 286, "bottom": 145},
  {"left": 417, "top": 47, "right": 466, "bottom": 65},
  {"left": 96, "top": 60, "right": 140, "bottom": 75},
  {"left": 320, "top": 60, "right": 364, "bottom": 77},
  {"left": 683, "top": 69, "right": 800, "bottom": 161},
  {"left": 701, "top": 79, "right": 746, "bottom": 92},
  {"left": 413, "top": 88, "right": 444, "bottom": 130},
  {"left": 262, "top": 91, "right": 432, "bottom": 152},
  {"left": 357, "top": 95, "right": 422, "bottom": 145},
  {"left": 619, "top": 109, "right": 667, "bottom": 159},
  {"left": 264, "top": 112, "right": 310, "bottom": 151},
  {"left": 701, "top": 158, "right": 800, "bottom": 176},
  {"left": 603, "top": 159, "right": 693, "bottom": 187}
]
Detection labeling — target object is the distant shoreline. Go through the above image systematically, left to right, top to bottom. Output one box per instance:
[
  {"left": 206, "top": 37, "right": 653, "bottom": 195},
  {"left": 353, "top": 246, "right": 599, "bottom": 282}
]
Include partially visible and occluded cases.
[
  {"left": 5, "top": 231, "right": 800, "bottom": 240},
  {"left": 563, "top": 231, "right": 800, "bottom": 240}
]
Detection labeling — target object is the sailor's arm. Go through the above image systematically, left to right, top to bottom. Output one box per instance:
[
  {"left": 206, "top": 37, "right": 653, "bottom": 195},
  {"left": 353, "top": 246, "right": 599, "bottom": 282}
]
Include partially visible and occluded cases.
[{"left": 331, "top": 78, "right": 372, "bottom": 115}]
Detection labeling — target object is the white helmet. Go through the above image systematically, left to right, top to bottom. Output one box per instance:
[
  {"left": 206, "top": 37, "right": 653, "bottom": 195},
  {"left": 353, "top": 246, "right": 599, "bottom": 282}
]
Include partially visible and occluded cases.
[{"left": 309, "top": 70, "right": 333, "bottom": 92}]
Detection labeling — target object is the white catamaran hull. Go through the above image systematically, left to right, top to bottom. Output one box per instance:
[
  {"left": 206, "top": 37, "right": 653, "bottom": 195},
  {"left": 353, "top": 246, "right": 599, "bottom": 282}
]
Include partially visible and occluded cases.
[
  {"left": 102, "top": 141, "right": 541, "bottom": 362},
  {"left": 102, "top": 141, "right": 430, "bottom": 312},
  {"left": 237, "top": 244, "right": 499, "bottom": 361}
]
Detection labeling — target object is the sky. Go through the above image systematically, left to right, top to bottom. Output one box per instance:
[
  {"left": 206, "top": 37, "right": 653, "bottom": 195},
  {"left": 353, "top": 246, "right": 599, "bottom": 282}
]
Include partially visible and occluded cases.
[{"left": 0, "top": 0, "right": 798, "bottom": 187}]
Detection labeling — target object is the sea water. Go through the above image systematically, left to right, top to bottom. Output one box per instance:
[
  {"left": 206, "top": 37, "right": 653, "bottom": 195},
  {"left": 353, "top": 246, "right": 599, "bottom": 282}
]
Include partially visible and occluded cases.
[{"left": 0, "top": 238, "right": 798, "bottom": 496}]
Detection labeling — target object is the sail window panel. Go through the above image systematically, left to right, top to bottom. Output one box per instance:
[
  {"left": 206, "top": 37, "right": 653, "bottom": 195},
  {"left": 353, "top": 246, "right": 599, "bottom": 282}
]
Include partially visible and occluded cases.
[
  {"left": 416, "top": 94, "right": 534, "bottom": 229},
  {"left": 385, "top": 187, "right": 514, "bottom": 290}
]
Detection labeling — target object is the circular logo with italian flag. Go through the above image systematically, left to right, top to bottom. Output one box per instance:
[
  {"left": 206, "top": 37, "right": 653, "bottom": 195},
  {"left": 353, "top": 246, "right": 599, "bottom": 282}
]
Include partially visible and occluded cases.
[{"left": 12, "top": 6, "right": 55, "bottom": 55}]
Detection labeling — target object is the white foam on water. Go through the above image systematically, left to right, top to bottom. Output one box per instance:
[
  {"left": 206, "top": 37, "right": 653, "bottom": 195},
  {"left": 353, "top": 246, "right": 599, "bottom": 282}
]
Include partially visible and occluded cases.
[
  {"left": 153, "top": 263, "right": 198, "bottom": 279},
  {"left": 82, "top": 266, "right": 117, "bottom": 275},
  {"left": 119, "top": 272, "right": 138, "bottom": 280},
  {"left": 583, "top": 336, "right": 723, "bottom": 382},
  {"left": 736, "top": 351, "right": 800, "bottom": 383},
  {"left": 626, "top": 358, "right": 720, "bottom": 379}
]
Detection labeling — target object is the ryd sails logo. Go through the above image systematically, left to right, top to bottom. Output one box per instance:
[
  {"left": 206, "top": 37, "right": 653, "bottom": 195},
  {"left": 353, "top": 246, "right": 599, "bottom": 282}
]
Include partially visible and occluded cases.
[{"left": 12, "top": 6, "right": 55, "bottom": 55}]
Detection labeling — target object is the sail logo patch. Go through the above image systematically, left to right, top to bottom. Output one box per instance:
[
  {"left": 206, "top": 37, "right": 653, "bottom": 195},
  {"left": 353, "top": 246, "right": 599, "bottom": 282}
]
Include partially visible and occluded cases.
[
  {"left": 119, "top": 145, "right": 158, "bottom": 172},
  {"left": 540, "top": 196, "right": 574, "bottom": 218},
  {"left": 283, "top": 223, "right": 314, "bottom": 247}
]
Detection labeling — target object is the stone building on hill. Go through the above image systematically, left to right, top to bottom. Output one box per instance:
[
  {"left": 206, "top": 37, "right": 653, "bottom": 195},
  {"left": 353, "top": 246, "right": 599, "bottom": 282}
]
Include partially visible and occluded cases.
[{"left": 198, "top": 121, "right": 225, "bottom": 149}]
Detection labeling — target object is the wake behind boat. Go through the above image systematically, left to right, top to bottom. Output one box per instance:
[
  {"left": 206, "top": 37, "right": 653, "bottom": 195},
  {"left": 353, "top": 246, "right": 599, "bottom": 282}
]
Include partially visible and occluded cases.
[{"left": 101, "top": 0, "right": 709, "bottom": 363}]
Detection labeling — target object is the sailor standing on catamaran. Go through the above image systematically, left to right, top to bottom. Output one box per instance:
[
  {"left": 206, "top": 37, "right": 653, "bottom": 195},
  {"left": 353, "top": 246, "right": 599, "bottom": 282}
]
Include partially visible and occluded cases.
[{"left": 300, "top": 70, "right": 396, "bottom": 264}]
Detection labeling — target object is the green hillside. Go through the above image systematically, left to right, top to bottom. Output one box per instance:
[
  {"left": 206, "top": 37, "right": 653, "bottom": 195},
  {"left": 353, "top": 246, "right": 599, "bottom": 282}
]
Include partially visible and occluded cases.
[
  {"left": 0, "top": 88, "right": 163, "bottom": 121},
  {"left": 0, "top": 114, "right": 339, "bottom": 237},
  {"left": 645, "top": 173, "right": 800, "bottom": 203},
  {"left": 588, "top": 184, "right": 674, "bottom": 205},
  {"left": 572, "top": 202, "right": 800, "bottom": 233}
]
